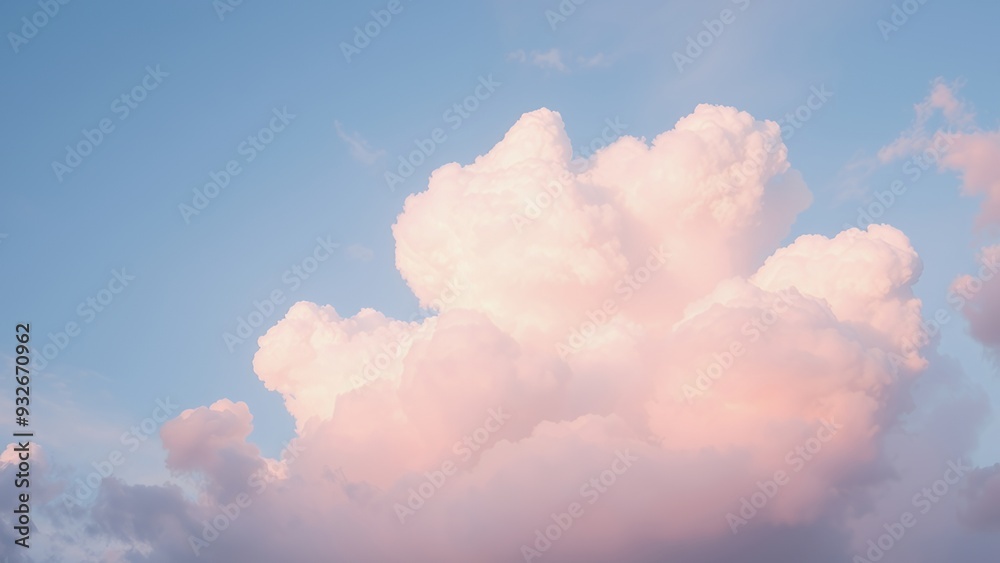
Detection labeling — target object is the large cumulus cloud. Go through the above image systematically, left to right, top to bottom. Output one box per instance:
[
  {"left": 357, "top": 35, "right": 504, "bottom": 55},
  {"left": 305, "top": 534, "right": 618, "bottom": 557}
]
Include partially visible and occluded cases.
[{"left": 36, "top": 104, "right": 998, "bottom": 562}]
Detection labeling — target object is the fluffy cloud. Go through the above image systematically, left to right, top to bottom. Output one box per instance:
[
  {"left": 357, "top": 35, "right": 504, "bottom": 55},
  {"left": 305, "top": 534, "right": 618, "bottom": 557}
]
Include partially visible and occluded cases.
[
  {"left": 877, "top": 78, "right": 1000, "bottom": 229},
  {"left": 877, "top": 78, "right": 972, "bottom": 164},
  {"left": 880, "top": 81, "right": 1000, "bottom": 356},
  {"left": 35, "top": 104, "right": 999, "bottom": 561},
  {"left": 939, "top": 131, "right": 1000, "bottom": 227},
  {"left": 951, "top": 245, "right": 1000, "bottom": 351}
]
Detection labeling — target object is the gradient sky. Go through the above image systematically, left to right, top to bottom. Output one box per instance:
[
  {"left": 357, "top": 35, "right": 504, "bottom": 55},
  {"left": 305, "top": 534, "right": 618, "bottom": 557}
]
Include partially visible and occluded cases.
[{"left": 2, "top": 1, "right": 1000, "bottom": 562}]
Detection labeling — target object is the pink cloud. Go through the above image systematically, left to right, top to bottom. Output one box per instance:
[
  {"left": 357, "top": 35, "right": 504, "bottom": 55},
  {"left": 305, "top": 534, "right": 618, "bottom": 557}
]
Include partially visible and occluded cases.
[
  {"left": 876, "top": 78, "right": 1000, "bottom": 229},
  {"left": 878, "top": 78, "right": 971, "bottom": 164},
  {"left": 875, "top": 81, "right": 1000, "bottom": 361},
  {"left": 45, "top": 105, "right": 1000, "bottom": 562},
  {"left": 939, "top": 131, "right": 1000, "bottom": 227},
  {"left": 951, "top": 245, "right": 1000, "bottom": 351}
]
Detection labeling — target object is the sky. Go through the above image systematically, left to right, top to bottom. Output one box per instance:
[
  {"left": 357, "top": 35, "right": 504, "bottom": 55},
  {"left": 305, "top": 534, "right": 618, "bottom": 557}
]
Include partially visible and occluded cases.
[{"left": 1, "top": 0, "right": 1000, "bottom": 561}]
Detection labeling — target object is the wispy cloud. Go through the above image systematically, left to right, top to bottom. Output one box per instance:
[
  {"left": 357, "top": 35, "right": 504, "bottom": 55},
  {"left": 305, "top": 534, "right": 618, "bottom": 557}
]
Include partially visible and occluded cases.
[
  {"left": 507, "top": 48, "right": 572, "bottom": 72},
  {"left": 530, "top": 48, "right": 568, "bottom": 72},
  {"left": 577, "top": 52, "right": 610, "bottom": 68},
  {"left": 836, "top": 78, "right": 974, "bottom": 201},
  {"left": 878, "top": 78, "right": 974, "bottom": 164},
  {"left": 334, "top": 120, "right": 385, "bottom": 166}
]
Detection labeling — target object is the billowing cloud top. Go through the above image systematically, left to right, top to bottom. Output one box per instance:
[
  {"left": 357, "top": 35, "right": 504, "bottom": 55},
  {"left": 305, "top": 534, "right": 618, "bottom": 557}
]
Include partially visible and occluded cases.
[{"left": 34, "top": 103, "right": 997, "bottom": 563}]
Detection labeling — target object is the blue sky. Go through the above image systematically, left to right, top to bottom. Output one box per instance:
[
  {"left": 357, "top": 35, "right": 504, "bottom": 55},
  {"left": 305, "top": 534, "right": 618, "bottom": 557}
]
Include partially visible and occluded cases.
[{"left": 2, "top": 0, "right": 1000, "bottom": 549}]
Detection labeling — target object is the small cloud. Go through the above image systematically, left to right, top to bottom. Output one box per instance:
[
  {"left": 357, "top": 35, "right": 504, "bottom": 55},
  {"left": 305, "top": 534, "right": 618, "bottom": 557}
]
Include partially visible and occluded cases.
[
  {"left": 507, "top": 48, "right": 569, "bottom": 73},
  {"left": 530, "top": 48, "right": 568, "bottom": 72},
  {"left": 577, "top": 52, "right": 610, "bottom": 68},
  {"left": 837, "top": 78, "right": 975, "bottom": 202},
  {"left": 878, "top": 78, "right": 974, "bottom": 164},
  {"left": 334, "top": 121, "right": 385, "bottom": 166},
  {"left": 345, "top": 244, "right": 374, "bottom": 262}
]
